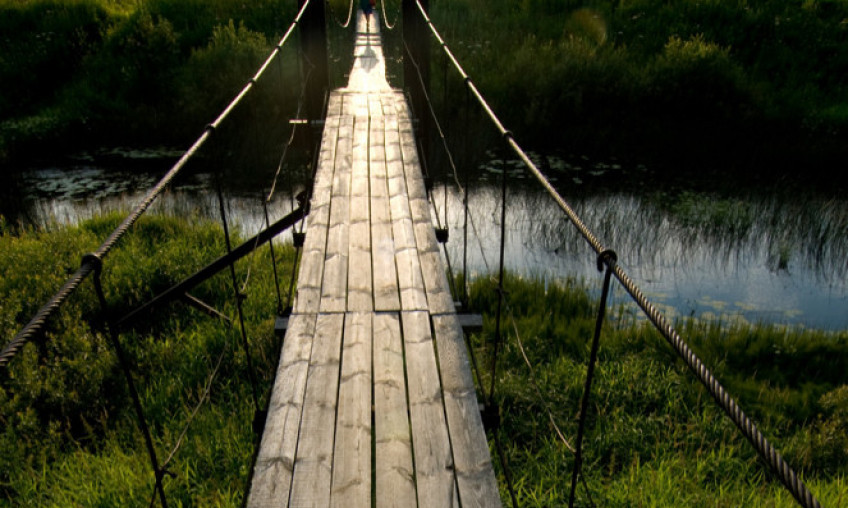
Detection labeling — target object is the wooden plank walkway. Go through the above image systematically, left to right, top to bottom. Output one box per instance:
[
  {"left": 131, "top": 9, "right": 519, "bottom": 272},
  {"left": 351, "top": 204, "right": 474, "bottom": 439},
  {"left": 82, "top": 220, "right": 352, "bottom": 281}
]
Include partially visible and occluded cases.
[{"left": 247, "top": 12, "right": 502, "bottom": 508}]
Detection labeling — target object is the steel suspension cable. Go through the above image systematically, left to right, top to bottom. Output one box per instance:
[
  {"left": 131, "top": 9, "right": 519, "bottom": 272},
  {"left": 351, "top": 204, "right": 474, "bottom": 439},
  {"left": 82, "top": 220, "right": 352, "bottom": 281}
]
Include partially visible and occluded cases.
[
  {"left": 0, "top": 0, "right": 313, "bottom": 370},
  {"left": 326, "top": 0, "right": 355, "bottom": 28},
  {"left": 380, "top": 0, "right": 399, "bottom": 30},
  {"left": 412, "top": 2, "right": 822, "bottom": 507},
  {"left": 401, "top": 37, "right": 490, "bottom": 276},
  {"left": 239, "top": 62, "right": 312, "bottom": 300}
]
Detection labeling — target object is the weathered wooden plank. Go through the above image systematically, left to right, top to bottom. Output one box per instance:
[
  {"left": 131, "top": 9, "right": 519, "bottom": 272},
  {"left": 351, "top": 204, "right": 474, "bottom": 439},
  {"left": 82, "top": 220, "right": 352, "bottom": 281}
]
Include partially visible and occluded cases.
[
  {"left": 328, "top": 92, "right": 343, "bottom": 117},
  {"left": 294, "top": 108, "right": 341, "bottom": 313},
  {"left": 384, "top": 112, "right": 428, "bottom": 311},
  {"left": 320, "top": 114, "right": 354, "bottom": 312},
  {"left": 347, "top": 114, "right": 373, "bottom": 312},
  {"left": 370, "top": 115, "right": 401, "bottom": 311},
  {"left": 396, "top": 116, "right": 455, "bottom": 315},
  {"left": 414, "top": 221, "right": 455, "bottom": 315},
  {"left": 401, "top": 311, "right": 460, "bottom": 507},
  {"left": 330, "top": 312, "right": 372, "bottom": 508},
  {"left": 373, "top": 312, "right": 416, "bottom": 508},
  {"left": 248, "top": 313, "right": 317, "bottom": 508},
  {"left": 289, "top": 313, "right": 345, "bottom": 507},
  {"left": 432, "top": 314, "right": 502, "bottom": 508}
]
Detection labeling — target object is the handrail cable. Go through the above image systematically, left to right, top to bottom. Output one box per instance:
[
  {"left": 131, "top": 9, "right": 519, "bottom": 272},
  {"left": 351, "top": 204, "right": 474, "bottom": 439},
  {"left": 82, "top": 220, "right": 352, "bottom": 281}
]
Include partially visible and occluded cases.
[
  {"left": 0, "top": 0, "right": 313, "bottom": 370},
  {"left": 326, "top": 0, "right": 355, "bottom": 28},
  {"left": 380, "top": 0, "right": 399, "bottom": 30},
  {"left": 412, "top": 2, "right": 821, "bottom": 507},
  {"left": 400, "top": 38, "right": 491, "bottom": 276},
  {"left": 239, "top": 62, "right": 313, "bottom": 297}
]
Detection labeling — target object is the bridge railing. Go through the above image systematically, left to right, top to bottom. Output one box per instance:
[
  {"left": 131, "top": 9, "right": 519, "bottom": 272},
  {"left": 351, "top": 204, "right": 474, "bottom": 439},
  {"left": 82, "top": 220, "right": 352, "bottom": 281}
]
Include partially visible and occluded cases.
[
  {"left": 0, "top": 1, "right": 311, "bottom": 371},
  {"left": 408, "top": 2, "right": 822, "bottom": 507},
  {"left": 1, "top": 3, "right": 316, "bottom": 505}
]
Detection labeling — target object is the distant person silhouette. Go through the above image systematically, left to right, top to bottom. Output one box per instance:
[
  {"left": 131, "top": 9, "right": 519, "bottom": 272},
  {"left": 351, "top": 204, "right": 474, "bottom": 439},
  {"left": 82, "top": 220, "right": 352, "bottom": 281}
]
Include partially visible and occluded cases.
[{"left": 361, "top": 0, "right": 375, "bottom": 25}]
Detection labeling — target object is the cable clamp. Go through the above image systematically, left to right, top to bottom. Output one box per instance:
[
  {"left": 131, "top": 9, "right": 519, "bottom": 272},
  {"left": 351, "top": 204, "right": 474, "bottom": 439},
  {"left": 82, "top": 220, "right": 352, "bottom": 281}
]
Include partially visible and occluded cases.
[
  {"left": 596, "top": 249, "right": 617, "bottom": 272},
  {"left": 82, "top": 253, "right": 103, "bottom": 275}
]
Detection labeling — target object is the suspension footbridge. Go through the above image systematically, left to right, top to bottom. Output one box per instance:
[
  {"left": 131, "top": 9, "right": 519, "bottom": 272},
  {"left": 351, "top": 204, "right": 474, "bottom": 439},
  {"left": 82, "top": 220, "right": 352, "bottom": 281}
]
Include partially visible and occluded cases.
[
  {"left": 0, "top": 1, "right": 827, "bottom": 507},
  {"left": 247, "top": 13, "right": 500, "bottom": 507}
]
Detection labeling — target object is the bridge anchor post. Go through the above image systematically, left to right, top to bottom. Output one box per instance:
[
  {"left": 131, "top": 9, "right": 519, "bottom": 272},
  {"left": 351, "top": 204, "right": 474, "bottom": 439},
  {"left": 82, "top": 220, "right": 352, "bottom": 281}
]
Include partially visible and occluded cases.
[
  {"left": 298, "top": 0, "right": 329, "bottom": 143},
  {"left": 403, "top": 0, "right": 431, "bottom": 169}
]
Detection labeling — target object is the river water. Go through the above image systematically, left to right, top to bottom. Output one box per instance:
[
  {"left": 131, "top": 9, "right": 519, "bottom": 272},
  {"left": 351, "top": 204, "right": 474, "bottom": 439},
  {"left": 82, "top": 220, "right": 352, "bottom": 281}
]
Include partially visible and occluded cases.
[{"left": 5, "top": 151, "right": 847, "bottom": 331}]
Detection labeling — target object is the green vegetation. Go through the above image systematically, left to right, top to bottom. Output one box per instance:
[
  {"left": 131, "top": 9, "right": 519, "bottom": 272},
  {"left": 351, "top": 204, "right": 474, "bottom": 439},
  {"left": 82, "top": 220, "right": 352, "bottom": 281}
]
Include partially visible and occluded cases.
[
  {"left": 0, "top": 0, "right": 301, "bottom": 161},
  {"left": 3, "top": 0, "right": 848, "bottom": 178},
  {"left": 430, "top": 0, "right": 848, "bottom": 178},
  {"left": 0, "top": 214, "right": 295, "bottom": 505},
  {"left": 1, "top": 215, "right": 845, "bottom": 505},
  {"left": 465, "top": 273, "right": 848, "bottom": 505}
]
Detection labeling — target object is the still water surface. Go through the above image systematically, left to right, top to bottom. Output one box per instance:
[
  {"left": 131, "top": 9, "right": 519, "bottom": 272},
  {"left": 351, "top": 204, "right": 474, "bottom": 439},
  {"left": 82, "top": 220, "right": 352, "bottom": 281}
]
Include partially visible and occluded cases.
[{"left": 10, "top": 154, "right": 848, "bottom": 331}]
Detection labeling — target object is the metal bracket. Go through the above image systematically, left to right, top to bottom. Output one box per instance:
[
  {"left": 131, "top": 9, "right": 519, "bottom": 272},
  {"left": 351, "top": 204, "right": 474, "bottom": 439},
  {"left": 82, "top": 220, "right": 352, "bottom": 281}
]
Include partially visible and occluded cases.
[
  {"left": 435, "top": 227, "right": 449, "bottom": 243},
  {"left": 480, "top": 402, "right": 500, "bottom": 432}
]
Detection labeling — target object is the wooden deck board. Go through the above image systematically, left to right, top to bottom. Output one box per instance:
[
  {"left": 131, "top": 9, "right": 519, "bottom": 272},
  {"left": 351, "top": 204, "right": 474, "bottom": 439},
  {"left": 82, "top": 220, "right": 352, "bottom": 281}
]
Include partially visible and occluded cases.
[
  {"left": 248, "top": 13, "right": 501, "bottom": 508},
  {"left": 370, "top": 112, "right": 401, "bottom": 311},
  {"left": 347, "top": 114, "right": 373, "bottom": 312},
  {"left": 320, "top": 115, "right": 353, "bottom": 313},
  {"left": 401, "top": 311, "right": 459, "bottom": 507},
  {"left": 330, "top": 312, "right": 372, "bottom": 508},
  {"left": 373, "top": 312, "right": 416, "bottom": 507},
  {"left": 249, "top": 313, "right": 317, "bottom": 507},
  {"left": 289, "top": 313, "right": 345, "bottom": 507},
  {"left": 433, "top": 314, "right": 502, "bottom": 508}
]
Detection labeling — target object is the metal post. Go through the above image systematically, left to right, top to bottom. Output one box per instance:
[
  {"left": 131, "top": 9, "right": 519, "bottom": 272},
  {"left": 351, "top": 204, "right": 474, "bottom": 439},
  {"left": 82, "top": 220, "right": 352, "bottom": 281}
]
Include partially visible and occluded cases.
[
  {"left": 298, "top": 0, "right": 329, "bottom": 125},
  {"left": 403, "top": 0, "right": 430, "bottom": 164},
  {"left": 569, "top": 250, "right": 617, "bottom": 508}
]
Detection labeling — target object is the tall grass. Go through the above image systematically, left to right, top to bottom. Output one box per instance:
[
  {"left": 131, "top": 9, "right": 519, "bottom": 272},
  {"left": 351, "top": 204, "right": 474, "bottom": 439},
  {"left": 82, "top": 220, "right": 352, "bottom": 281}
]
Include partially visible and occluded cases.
[
  {"left": 0, "top": 214, "right": 296, "bottom": 505},
  {"left": 1, "top": 217, "right": 846, "bottom": 504},
  {"left": 465, "top": 273, "right": 848, "bottom": 505}
]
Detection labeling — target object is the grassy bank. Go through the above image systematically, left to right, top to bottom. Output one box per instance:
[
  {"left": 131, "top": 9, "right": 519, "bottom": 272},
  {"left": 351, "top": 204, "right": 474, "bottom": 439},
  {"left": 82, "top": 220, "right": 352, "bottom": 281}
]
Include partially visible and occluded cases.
[
  {"left": 4, "top": 0, "right": 848, "bottom": 180},
  {"left": 429, "top": 0, "right": 848, "bottom": 179},
  {"left": 0, "top": 214, "right": 295, "bottom": 505},
  {"left": 1, "top": 216, "right": 846, "bottom": 505},
  {"left": 466, "top": 273, "right": 848, "bottom": 505}
]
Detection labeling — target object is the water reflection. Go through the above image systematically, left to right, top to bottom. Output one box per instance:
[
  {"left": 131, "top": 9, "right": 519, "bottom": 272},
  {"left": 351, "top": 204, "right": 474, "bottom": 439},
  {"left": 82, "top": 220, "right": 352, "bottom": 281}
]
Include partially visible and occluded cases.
[
  {"left": 8, "top": 156, "right": 848, "bottom": 330},
  {"left": 18, "top": 165, "right": 303, "bottom": 237},
  {"left": 429, "top": 176, "right": 848, "bottom": 331}
]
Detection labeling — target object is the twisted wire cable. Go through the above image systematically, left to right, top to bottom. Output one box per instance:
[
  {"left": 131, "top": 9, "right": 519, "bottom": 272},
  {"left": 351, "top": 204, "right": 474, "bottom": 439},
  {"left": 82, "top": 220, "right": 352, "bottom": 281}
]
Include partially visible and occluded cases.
[
  {"left": 326, "top": 0, "right": 355, "bottom": 28},
  {"left": 380, "top": 0, "right": 399, "bottom": 29},
  {"left": 0, "top": 2, "right": 313, "bottom": 370},
  {"left": 412, "top": 2, "right": 821, "bottom": 506},
  {"left": 402, "top": 37, "right": 491, "bottom": 272}
]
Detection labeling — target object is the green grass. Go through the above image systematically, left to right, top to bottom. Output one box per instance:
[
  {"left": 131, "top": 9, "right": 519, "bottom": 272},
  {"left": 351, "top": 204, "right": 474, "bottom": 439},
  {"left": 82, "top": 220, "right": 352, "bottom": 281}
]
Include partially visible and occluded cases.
[
  {"left": 0, "top": 214, "right": 296, "bottom": 505},
  {"left": 1, "top": 216, "right": 846, "bottom": 505},
  {"left": 464, "top": 273, "right": 848, "bottom": 506}
]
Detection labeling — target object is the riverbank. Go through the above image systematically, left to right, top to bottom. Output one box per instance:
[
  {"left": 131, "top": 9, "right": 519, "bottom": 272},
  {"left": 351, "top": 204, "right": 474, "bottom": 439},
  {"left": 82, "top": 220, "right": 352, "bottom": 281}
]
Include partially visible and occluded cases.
[
  {"left": 0, "top": 0, "right": 300, "bottom": 163},
  {"left": 3, "top": 0, "right": 848, "bottom": 183},
  {"left": 428, "top": 0, "right": 848, "bottom": 181},
  {"left": 1, "top": 215, "right": 845, "bottom": 505}
]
